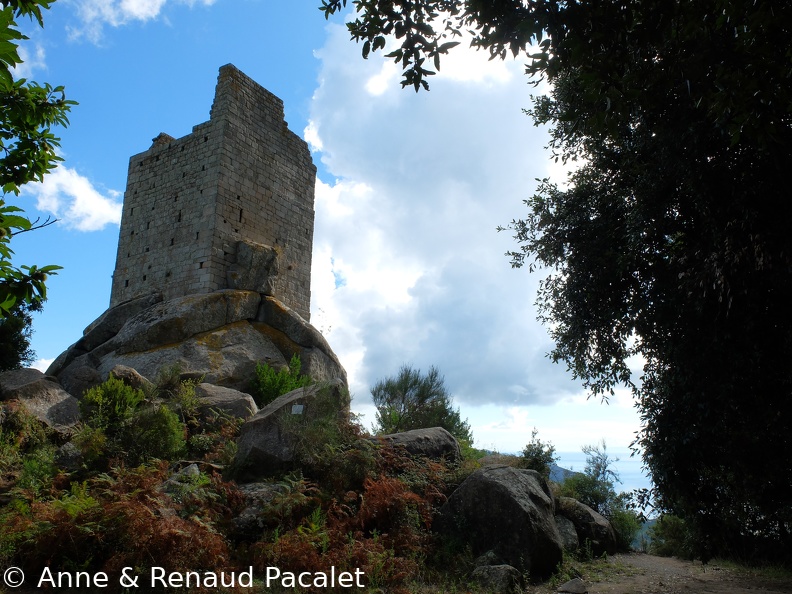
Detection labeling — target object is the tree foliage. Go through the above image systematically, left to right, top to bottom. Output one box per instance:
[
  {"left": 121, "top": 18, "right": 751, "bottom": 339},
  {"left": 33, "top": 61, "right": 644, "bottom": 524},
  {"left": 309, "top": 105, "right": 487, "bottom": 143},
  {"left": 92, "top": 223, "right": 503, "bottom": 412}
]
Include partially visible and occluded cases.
[
  {"left": 0, "top": 0, "right": 74, "bottom": 315},
  {"left": 322, "top": 0, "right": 792, "bottom": 561},
  {"left": 0, "top": 298, "right": 38, "bottom": 371},
  {"left": 250, "top": 354, "right": 313, "bottom": 407},
  {"left": 371, "top": 363, "right": 472, "bottom": 444},
  {"left": 517, "top": 427, "right": 558, "bottom": 480},
  {"left": 559, "top": 441, "right": 640, "bottom": 552},
  {"left": 560, "top": 441, "right": 619, "bottom": 517}
]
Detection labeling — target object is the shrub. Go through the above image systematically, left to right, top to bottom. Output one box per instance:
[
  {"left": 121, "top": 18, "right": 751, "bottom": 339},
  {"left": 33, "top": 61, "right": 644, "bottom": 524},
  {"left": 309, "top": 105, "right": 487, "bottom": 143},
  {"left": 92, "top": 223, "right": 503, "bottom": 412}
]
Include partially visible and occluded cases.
[
  {"left": 250, "top": 354, "right": 312, "bottom": 407},
  {"left": 152, "top": 363, "right": 185, "bottom": 399},
  {"left": 371, "top": 363, "right": 472, "bottom": 443},
  {"left": 152, "top": 365, "right": 203, "bottom": 424},
  {"left": 80, "top": 376, "right": 144, "bottom": 432},
  {"left": 77, "top": 377, "right": 186, "bottom": 467},
  {"left": 173, "top": 379, "right": 201, "bottom": 422},
  {"left": 0, "top": 404, "right": 49, "bottom": 472},
  {"left": 118, "top": 405, "right": 186, "bottom": 464},
  {"left": 192, "top": 412, "right": 243, "bottom": 468},
  {"left": 72, "top": 424, "right": 108, "bottom": 468},
  {"left": 517, "top": 427, "right": 559, "bottom": 480},
  {"left": 557, "top": 440, "right": 641, "bottom": 553},
  {"left": 558, "top": 441, "right": 618, "bottom": 516},
  {"left": 17, "top": 445, "right": 57, "bottom": 496},
  {"left": 559, "top": 473, "right": 615, "bottom": 516},
  {"left": 609, "top": 498, "right": 642, "bottom": 552},
  {"left": 649, "top": 514, "right": 696, "bottom": 559}
]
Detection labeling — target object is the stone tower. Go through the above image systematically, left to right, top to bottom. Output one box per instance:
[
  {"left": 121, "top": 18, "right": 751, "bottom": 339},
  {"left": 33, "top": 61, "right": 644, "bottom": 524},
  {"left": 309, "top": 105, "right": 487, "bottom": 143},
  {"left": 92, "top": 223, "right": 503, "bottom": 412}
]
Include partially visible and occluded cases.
[{"left": 110, "top": 64, "right": 316, "bottom": 320}]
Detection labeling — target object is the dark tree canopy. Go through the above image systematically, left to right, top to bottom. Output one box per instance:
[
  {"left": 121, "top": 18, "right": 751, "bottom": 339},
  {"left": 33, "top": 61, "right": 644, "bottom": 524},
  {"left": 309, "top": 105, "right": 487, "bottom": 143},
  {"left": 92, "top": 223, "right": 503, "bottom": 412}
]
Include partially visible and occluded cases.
[
  {"left": 0, "top": 0, "right": 73, "bottom": 315},
  {"left": 323, "top": 0, "right": 792, "bottom": 561},
  {"left": 0, "top": 299, "right": 39, "bottom": 371},
  {"left": 371, "top": 364, "right": 472, "bottom": 444}
]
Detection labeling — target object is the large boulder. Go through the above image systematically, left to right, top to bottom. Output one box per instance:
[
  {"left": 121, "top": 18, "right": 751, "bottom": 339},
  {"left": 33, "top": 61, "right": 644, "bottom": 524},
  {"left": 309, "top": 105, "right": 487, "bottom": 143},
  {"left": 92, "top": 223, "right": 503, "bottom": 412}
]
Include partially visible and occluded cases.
[
  {"left": 48, "top": 290, "right": 347, "bottom": 396},
  {"left": 97, "top": 290, "right": 262, "bottom": 357},
  {"left": 82, "top": 292, "right": 164, "bottom": 353},
  {"left": 46, "top": 293, "right": 164, "bottom": 375},
  {"left": 254, "top": 296, "right": 346, "bottom": 384},
  {"left": 96, "top": 321, "right": 288, "bottom": 392},
  {"left": 57, "top": 358, "right": 103, "bottom": 399},
  {"left": 108, "top": 365, "right": 154, "bottom": 393},
  {"left": 0, "top": 368, "right": 80, "bottom": 432},
  {"left": 0, "top": 368, "right": 47, "bottom": 395},
  {"left": 233, "top": 380, "right": 349, "bottom": 481},
  {"left": 195, "top": 383, "right": 258, "bottom": 420},
  {"left": 369, "top": 427, "right": 461, "bottom": 463},
  {"left": 434, "top": 465, "right": 563, "bottom": 579},
  {"left": 232, "top": 481, "right": 288, "bottom": 539},
  {"left": 556, "top": 497, "right": 617, "bottom": 557},
  {"left": 555, "top": 514, "right": 580, "bottom": 552},
  {"left": 470, "top": 565, "right": 523, "bottom": 594}
]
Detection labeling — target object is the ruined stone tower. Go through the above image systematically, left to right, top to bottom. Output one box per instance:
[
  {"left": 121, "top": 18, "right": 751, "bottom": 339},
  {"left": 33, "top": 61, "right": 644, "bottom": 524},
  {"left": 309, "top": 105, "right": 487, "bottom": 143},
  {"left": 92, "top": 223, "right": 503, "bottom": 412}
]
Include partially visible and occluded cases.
[{"left": 110, "top": 64, "right": 316, "bottom": 320}]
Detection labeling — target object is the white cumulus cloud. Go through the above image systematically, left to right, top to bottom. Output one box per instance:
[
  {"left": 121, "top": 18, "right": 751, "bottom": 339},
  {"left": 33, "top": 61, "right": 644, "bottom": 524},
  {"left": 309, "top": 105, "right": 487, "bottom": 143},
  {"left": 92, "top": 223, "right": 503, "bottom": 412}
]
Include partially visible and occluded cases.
[
  {"left": 66, "top": 0, "right": 217, "bottom": 43},
  {"left": 12, "top": 43, "right": 47, "bottom": 80},
  {"left": 304, "top": 120, "right": 324, "bottom": 152},
  {"left": 22, "top": 166, "right": 122, "bottom": 231},
  {"left": 31, "top": 358, "right": 55, "bottom": 373}
]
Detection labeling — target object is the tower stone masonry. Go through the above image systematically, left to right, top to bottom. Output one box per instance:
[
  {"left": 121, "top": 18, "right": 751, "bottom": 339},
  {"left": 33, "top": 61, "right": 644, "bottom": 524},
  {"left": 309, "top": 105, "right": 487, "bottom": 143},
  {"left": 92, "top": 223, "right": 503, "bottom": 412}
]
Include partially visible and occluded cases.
[{"left": 110, "top": 64, "right": 316, "bottom": 320}]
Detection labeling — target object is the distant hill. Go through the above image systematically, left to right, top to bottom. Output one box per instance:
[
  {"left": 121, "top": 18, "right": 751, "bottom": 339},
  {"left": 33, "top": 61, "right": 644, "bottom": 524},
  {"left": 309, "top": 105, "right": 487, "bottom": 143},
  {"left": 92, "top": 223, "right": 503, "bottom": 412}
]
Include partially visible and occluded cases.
[{"left": 550, "top": 463, "right": 581, "bottom": 483}]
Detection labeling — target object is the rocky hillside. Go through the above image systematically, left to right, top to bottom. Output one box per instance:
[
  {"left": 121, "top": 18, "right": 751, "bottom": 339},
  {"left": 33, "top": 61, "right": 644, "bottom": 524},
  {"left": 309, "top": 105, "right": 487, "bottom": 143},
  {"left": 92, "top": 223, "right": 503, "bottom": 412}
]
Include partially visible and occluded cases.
[{"left": 0, "top": 288, "right": 624, "bottom": 593}]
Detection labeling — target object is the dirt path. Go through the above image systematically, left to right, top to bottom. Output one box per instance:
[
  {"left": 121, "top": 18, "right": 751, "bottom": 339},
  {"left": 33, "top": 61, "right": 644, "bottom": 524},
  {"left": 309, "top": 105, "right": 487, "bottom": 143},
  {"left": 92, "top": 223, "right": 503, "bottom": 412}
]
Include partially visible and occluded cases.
[{"left": 546, "top": 554, "right": 792, "bottom": 594}]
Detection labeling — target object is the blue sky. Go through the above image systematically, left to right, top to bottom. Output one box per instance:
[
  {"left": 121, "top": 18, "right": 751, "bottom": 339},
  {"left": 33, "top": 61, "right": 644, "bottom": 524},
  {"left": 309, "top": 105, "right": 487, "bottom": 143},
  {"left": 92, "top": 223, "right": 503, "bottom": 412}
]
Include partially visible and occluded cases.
[{"left": 10, "top": 0, "right": 649, "bottom": 490}]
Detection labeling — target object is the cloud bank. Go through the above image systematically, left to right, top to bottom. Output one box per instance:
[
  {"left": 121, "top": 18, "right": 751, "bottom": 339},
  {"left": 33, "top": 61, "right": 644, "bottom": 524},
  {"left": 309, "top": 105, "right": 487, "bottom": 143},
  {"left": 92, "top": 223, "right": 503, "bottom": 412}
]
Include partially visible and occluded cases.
[{"left": 308, "top": 23, "right": 582, "bottom": 413}]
